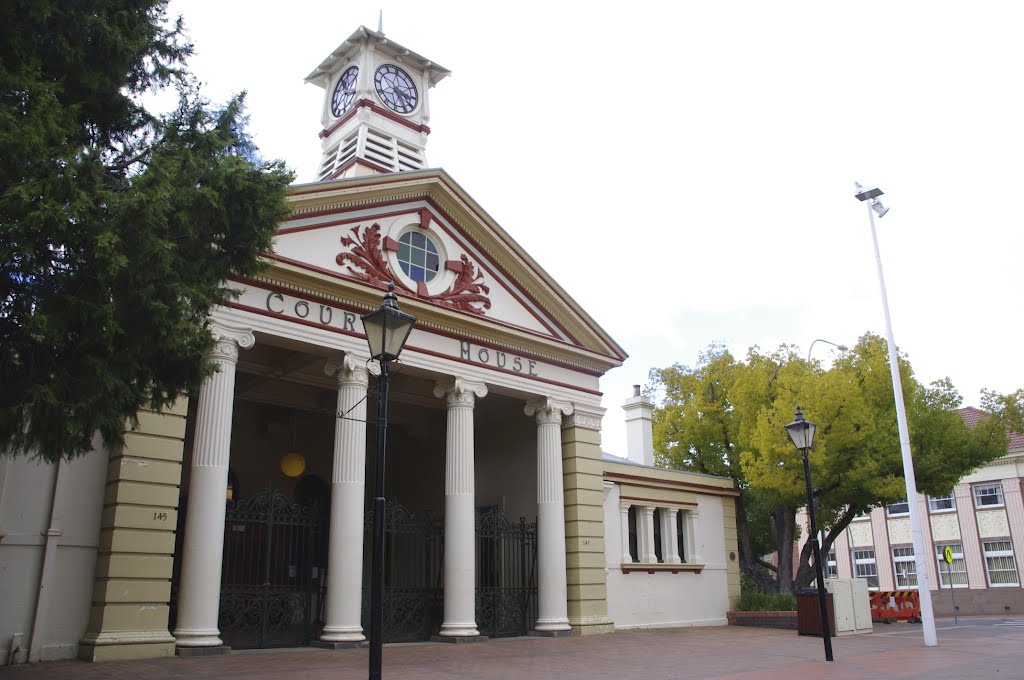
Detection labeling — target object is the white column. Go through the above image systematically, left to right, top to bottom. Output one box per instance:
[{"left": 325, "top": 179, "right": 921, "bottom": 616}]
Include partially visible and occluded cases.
[
  {"left": 174, "top": 323, "right": 253, "bottom": 649},
  {"left": 320, "top": 356, "right": 370, "bottom": 644},
  {"left": 434, "top": 378, "right": 487, "bottom": 638},
  {"left": 525, "top": 397, "right": 573, "bottom": 632},
  {"left": 619, "top": 504, "right": 633, "bottom": 563},
  {"left": 640, "top": 506, "right": 657, "bottom": 563},
  {"left": 662, "top": 508, "right": 682, "bottom": 564},
  {"left": 685, "top": 509, "right": 703, "bottom": 564}
]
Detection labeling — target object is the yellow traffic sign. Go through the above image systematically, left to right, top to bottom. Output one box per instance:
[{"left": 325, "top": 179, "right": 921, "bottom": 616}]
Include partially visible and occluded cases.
[{"left": 944, "top": 546, "right": 954, "bottom": 564}]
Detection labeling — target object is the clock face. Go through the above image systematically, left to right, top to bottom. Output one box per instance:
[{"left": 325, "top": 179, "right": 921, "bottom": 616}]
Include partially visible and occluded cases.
[
  {"left": 374, "top": 64, "right": 419, "bottom": 114},
  {"left": 331, "top": 66, "right": 359, "bottom": 117}
]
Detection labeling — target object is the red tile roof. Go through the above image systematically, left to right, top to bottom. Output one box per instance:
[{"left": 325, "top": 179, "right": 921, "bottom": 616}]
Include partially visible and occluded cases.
[{"left": 958, "top": 406, "right": 1024, "bottom": 452}]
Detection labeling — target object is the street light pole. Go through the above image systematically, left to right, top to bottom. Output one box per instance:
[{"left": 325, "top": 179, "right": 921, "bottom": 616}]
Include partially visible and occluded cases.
[
  {"left": 854, "top": 183, "right": 938, "bottom": 647},
  {"left": 360, "top": 283, "right": 416, "bottom": 680},
  {"left": 368, "top": 357, "right": 389, "bottom": 679},
  {"left": 785, "top": 406, "right": 833, "bottom": 662}
]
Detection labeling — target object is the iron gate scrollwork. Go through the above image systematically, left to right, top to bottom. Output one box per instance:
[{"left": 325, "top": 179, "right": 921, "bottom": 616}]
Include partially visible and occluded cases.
[
  {"left": 219, "top": 489, "right": 323, "bottom": 649},
  {"left": 362, "top": 501, "right": 444, "bottom": 643},
  {"left": 359, "top": 502, "right": 538, "bottom": 642},
  {"left": 475, "top": 507, "right": 538, "bottom": 638}
]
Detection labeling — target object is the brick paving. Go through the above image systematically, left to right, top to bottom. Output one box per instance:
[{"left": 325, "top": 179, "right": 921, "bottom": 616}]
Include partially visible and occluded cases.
[{"left": 2, "top": 620, "right": 1023, "bottom": 679}]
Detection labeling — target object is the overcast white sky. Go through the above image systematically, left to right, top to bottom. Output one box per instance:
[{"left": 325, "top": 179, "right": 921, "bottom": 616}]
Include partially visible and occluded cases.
[{"left": 168, "top": 1, "right": 1022, "bottom": 457}]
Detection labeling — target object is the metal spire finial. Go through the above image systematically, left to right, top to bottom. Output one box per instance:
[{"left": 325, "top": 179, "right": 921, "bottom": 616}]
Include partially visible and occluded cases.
[{"left": 378, "top": 10, "right": 383, "bottom": 34}]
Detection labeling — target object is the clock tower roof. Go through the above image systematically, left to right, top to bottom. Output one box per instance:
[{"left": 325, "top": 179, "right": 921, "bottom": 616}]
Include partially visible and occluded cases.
[{"left": 304, "top": 26, "right": 450, "bottom": 89}]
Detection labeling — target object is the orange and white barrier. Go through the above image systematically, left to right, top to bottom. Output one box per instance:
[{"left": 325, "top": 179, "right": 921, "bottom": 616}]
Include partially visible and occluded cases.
[{"left": 869, "top": 590, "right": 921, "bottom": 623}]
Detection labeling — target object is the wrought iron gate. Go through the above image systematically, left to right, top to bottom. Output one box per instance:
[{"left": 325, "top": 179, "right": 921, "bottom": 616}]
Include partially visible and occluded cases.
[
  {"left": 219, "top": 489, "right": 323, "bottom": 649},
  {"left": 362, "top": 501, "right": 444, "bottom": 643},
  {"left": 358, "top": 502, "right": 538, "bottom": 642},
  {"left": 475, "top": 507, "right": 538, "bottom": 638}
]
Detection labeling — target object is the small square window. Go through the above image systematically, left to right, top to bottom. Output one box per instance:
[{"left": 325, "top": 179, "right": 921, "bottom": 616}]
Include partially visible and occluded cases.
[
  {"left": 973, "top": 483, "right": 1004, "bottom": 508},
  {"left": 928, "top": 494, "right": 955, "bottom": 512},
  {"left": 886, "top": 501, "right": 909, "bottom": 516},
  {"left": 983, "top": 540, "right": 1019, "bottom": 587},
  {"left": 935, "top": 544, "right": 968, "bottom": 588},
  {"left": 892, "top": 546, "right": 918, "bottom": 588},
  {"left": 853, "top": 549, "right": 878, "bottom": 589}
]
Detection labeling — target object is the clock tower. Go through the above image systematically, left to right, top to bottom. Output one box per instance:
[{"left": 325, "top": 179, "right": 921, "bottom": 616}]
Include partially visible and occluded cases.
[{"left": 305, "top": 26, "right": 450, "bottom": 181}]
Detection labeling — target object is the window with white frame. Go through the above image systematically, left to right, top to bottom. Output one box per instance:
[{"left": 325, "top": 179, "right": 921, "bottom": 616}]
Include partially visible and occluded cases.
[
  {"left": 973, "top": 482, "right": 1004, "bottom": 508},
  {"left": 928, "top": 494, "right": 955, "bottom": 512},
  {"left": 886, "top": 500, "right": 909, "bottom": 516},
  {"left": 983, "top": 540, "right": 1020, "bottom": 586},
  {"left": 934, "top": 543, "right": 968, "bottom": 588},
  {"left": 892, "top": 546, "right": 918, "bottom": 588},
  {"left": 853, "top": 549, "right": 879, "bottom": 589},
  {"left": 826, "top": 550, "right": 838, "bottom": 578}
]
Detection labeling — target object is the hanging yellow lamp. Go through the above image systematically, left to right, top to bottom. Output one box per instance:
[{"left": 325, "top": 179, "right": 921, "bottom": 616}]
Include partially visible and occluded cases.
[{"left": 280, "top": 451, "right": 306, "bottom": 478}]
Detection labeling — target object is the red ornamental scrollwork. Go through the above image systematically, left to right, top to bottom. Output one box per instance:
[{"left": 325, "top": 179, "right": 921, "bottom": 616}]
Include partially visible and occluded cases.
[
  {"left": 336, "top": 224, "right": 404, "bottom": 290},
  {"left": 336, "top": 225, "right": 491, "bottom": 315},
  {"left": 431, "top": 254, "right": 491, "bottom": 314}
]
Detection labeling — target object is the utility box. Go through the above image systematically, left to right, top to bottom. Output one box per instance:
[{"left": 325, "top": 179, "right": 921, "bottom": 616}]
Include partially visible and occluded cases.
[{"left": 826, "top": 578, "right": 873, "bottom": 635}]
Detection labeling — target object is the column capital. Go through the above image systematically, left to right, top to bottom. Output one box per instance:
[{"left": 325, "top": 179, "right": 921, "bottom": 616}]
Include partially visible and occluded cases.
[
  {"left": 207, "top": 321, "right": 255, "bottom": 363},
  {"left": 325, "top": 355, "right": 370, "bottom": 388},
  {"left": 433, "top": 378, "right": 488, "bottom": 407},
  {"left": 525, "top": 397, "right": 573, "bottom": 425},
  {"left": 563, "top": 404, "right": 605, "bottom": 431}
]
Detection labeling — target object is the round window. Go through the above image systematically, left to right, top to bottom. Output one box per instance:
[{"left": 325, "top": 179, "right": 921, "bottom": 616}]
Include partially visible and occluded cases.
[{"left": 397, "top": 230, "right": 440, "bottom": 283}]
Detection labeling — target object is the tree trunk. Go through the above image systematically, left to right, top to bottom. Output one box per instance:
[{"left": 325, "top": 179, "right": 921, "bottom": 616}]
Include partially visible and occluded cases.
[
  {"left": 735, "top": 496, "right": 777, "bottom": 592},
  {"left": 773, "top": 504, "right": 796, "bottom": 595},
  {"left": 792, "top": 505, "right": 862, "bottom": 591}
]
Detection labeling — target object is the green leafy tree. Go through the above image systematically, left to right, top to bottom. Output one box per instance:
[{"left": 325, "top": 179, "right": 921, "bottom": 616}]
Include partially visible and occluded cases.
[
  {"left": 1, "top": 1, "right": 294, "bottom": 462},
  {"left": 650, "top": 333, "right": 1015, "bottom": 593}
]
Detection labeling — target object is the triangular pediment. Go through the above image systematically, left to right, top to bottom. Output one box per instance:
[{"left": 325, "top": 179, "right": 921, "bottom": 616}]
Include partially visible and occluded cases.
[{"left": 263, "top": 169, "right": 625, "bottom": 372}]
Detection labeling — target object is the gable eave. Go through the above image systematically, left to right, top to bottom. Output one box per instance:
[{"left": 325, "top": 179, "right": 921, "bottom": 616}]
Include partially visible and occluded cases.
[{"left": 285, "top": 170, "right": 628, "bottom": 365}]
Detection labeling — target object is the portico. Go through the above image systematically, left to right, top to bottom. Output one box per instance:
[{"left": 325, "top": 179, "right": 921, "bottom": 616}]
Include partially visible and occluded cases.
[{"left": 162, "top": 159, "right": 625, "bottom": 653}]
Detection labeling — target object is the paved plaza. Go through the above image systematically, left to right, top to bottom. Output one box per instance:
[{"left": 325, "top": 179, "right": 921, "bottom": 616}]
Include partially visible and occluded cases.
[{"left": 2, "top": 618, "right": 1023, "bottom": 679}]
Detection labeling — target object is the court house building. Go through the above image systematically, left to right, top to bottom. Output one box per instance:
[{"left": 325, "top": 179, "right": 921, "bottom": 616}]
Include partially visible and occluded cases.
[{"left": 0, "top": 26, "right": 740, "bottom": 664}]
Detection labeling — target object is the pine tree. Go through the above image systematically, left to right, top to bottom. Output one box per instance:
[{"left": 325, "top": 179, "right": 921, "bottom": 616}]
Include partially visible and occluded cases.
[{"left": 0, "top": 1, "right": 294, "bottom": 462}]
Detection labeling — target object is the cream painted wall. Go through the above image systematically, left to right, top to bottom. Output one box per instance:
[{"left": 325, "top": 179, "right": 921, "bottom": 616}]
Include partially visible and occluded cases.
[
  {"left": 0, "top": 445, "right": 107, "bottom": 665},
  {"left": 602, "top": 484, "right": 730, "bottom": 629}
]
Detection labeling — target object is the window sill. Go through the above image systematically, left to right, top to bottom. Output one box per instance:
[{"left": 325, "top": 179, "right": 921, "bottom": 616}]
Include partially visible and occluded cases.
[{"left": 621, "top": 563, "right": 704, "bottom": 574}]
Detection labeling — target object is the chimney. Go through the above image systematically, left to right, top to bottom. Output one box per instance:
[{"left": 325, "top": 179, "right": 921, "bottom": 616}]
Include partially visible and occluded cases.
[{"left": 623, "top": 385, "right": 654, "bottom": 466}]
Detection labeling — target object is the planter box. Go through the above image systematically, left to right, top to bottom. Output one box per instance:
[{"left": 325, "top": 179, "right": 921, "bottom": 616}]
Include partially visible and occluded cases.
[{"left": 726, "top": 610, "right": 798, "bottom": 630}]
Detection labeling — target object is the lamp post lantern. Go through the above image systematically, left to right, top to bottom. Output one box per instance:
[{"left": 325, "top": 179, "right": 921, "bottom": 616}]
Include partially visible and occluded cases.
[
  {"left": 854, "top": 183, "right": 938, "bottom": 647},
  {"left": 361, "top": 283, "right": 416, "bottom": 680},
  {"left": 807, "top": 339, "right": 848, "bottom": 363},
  {"left": 785, "top": 406, "right": 833, "bottom": 662}
]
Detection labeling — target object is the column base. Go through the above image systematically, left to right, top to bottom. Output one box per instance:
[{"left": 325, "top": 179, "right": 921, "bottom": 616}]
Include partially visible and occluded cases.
[
  {"left": 569, "top": 615, "right": 615, "bottom": 636},
  {"left": 534, "top": 618, "right": 572, "bottom": 633},
  {"left": 529, "top": 629, "right": 575, "bottom": 638},
  {"left": 78, "top": 631, "right": 176, "bottom": 662},
  {"left": 430, "top": 635, "right": 488, "bottom": 644},
  {"left": 312, "top": 639, "right": 368, "bottom": 649},
  {"left": 175, "top": 645, "right": 230, "bottom": 657}
]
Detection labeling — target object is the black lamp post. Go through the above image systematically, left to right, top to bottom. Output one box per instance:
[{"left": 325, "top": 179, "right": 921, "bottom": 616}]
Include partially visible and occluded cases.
[
  {"left": 360, "top": 283, "right": 415, "bottom": 680},
  {"left": 784, "top": 405, "right": 834, "bottom": 662}
]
